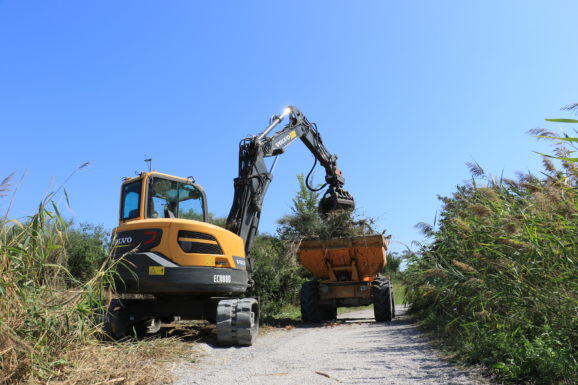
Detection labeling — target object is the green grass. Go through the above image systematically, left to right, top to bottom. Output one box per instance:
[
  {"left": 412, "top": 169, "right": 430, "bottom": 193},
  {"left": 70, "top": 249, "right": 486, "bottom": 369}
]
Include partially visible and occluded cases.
[
  {"left": 393, "top": 281, "right": 405, "bottom": 305},
  {"left": 269, "top": 303, "right": 301, "bottom": 322}
]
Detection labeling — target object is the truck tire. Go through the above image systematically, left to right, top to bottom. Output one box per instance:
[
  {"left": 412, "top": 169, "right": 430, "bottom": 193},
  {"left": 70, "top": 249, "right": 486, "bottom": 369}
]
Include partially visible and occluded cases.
[
  {"left": 373, "top": 279, "right": 393, "bottom": 322},
  {"left": 300, "top": 281, "right": 322, "bottom": 323},
  {"left": 390, "top": 283, "right": 396, "bottom": 319},
  {"left": 320, "top": 305, "right": 337, "bottom": 321}
]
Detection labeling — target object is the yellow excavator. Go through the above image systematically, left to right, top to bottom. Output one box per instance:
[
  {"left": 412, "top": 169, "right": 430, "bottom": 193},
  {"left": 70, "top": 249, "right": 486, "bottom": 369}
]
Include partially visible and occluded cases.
[{"left": 105, "top": 106, "right": 354, "bottom": 345}]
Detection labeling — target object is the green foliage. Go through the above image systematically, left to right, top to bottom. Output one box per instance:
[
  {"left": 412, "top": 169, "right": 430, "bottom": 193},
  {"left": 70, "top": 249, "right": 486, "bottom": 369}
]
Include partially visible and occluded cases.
[
  {"left": 405, "top": 135, "right": 578, "bottom": 384},
  {"left": 277, "top": 174, "right": 375, "bottom": 241},
  {"left": 277, "top": 174, "right": 324, "bottom": 240},
  {"left": 251, "top": 175, "right": 322, "bottom": 320},
  {"left": 0, "top": 177, "right": 117, "bottom": 384},
  {"left": 206, "top": 213, "right": 227, "bottom": 228},
  {"left": 65, "top": 222, "right": 109, "bottom": 283},
  {"left": 249, "top": 235, "right": 307, "bottom": 319},
  {"left": 384, "top": 251, "right": 404, "bottom": 274},
  {"left": 392, "top": 281, "right": 405, "bottom": 305}
]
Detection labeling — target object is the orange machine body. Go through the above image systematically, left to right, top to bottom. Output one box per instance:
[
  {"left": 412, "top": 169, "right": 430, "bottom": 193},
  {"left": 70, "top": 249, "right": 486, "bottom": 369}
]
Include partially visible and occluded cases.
[{"left": 297, "top": 235, "right": 388, "bottom": 303}]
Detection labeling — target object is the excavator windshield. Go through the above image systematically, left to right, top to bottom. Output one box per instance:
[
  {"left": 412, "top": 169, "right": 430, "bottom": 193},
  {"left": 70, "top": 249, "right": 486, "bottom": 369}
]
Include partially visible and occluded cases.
[{"left": 146, "top": 176, "right": 206, "bottom": 221}]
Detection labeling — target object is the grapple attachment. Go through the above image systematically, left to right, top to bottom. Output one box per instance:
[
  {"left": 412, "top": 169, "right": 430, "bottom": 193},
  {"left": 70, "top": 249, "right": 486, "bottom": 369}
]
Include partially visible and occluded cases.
[{"left": 318, "top": 186, "right": 355, "bottom": 215}]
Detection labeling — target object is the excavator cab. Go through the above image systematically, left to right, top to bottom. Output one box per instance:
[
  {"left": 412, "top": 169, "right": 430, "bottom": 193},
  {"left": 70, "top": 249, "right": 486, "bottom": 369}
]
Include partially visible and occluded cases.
[{"left": 119, "top": 173, "right": 207, "bottom": 223}]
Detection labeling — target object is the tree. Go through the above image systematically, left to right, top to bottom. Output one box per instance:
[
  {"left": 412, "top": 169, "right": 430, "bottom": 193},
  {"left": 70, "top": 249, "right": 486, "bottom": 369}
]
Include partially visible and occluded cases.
[
  {"left": 277, "top": 174, "right": 323, "bottom": 240},
  {"left": 277, "top": 174, "right": 375, "bottom": 241},
  {"left": 65, "top": 222, "right": 109, "bottom": 283}
]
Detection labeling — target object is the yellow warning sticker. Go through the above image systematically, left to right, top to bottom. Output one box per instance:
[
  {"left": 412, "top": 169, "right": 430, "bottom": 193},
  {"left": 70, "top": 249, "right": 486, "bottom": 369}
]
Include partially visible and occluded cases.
[
  {"left": 289, "top": 130, "right": 297, "bottom": 139},
  {"left": 205, "top": 256, "right": 216, "bottom": 266},
  {"left": 149, "top": 266, "right": 165, "bottom": 275}
]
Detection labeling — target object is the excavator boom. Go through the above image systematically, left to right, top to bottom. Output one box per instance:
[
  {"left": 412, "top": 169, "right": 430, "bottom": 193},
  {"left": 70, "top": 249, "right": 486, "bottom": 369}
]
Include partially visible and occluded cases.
[{"left": 226, "top": 106, "right": 354, "bottom": 262}]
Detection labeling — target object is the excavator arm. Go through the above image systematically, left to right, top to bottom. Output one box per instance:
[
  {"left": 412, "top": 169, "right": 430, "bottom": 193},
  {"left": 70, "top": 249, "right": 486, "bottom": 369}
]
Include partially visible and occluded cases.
[{"left": 226, "top": 106, "right": 355, "bottom": 266}]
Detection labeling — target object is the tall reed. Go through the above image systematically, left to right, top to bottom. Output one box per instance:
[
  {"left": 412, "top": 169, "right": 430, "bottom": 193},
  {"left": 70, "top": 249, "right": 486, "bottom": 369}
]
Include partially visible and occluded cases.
[
  {"left": 405, "top": 140, "right": 578, "bottom": 384},
  {"left": 0, "top": 175, "right": 114, "bottom": 384}
]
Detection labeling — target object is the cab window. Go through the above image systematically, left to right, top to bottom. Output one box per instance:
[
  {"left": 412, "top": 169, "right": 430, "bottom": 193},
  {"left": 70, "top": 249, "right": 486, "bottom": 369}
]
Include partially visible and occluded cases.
[
  {"left": 147, "top": 177, "right": 205, "bottom": 221},
  {"left": 121, "top": 180, "right": 142, "bottom": 220}
]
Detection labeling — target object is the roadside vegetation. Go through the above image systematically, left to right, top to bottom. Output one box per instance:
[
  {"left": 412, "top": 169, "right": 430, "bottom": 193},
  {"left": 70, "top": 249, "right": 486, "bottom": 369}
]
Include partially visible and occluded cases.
[
  {"left": 405, "top": 113, "right": 578, "bottom": 384},
  {"left": 0, "top": 172, "right": 191, "bottom": 385}
]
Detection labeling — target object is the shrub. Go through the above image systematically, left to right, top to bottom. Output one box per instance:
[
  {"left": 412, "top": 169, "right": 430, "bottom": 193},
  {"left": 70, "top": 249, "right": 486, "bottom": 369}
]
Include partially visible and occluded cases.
[
  {"left": 65, "top": 222, "right": 109, "bottom": 283},
  {"left": 249, "top": 235, "right": 307, "bottom": 319}
]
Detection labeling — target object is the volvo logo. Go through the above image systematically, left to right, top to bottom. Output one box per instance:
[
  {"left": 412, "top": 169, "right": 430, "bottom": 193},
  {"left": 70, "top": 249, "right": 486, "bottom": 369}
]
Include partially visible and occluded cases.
[{"left": 115, "top": 236, "right": 133, "bottom": 245}]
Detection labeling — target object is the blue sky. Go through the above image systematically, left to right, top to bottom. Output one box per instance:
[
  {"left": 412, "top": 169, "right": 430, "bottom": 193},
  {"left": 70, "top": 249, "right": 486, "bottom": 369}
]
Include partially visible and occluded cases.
[{"left": 1, "top": 1, "right": 577, "bottom": 253}]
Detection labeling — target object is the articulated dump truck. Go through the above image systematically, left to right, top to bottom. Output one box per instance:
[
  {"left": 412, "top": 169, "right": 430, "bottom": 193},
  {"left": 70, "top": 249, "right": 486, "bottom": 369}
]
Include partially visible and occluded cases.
[{"left": 297, "top": 234, "right": 395, "bottom": 323}]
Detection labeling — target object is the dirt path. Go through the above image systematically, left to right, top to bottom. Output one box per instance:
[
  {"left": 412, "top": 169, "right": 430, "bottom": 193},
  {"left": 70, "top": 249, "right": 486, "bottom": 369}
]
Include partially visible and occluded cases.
[{"left": 173, "top": 306, "right": 489, "bottom": 385}]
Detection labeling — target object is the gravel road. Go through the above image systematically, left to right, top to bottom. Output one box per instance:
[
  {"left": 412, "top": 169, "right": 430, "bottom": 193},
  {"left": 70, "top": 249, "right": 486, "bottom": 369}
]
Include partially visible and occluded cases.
[{"left": 173, "top": 306, "right": 489, "bottom": 385}]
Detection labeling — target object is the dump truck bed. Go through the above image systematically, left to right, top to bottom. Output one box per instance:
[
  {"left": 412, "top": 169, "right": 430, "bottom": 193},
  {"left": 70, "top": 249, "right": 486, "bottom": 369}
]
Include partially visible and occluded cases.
[{"left": 297, "top": 234, "right": 388, "bottom": 281}]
